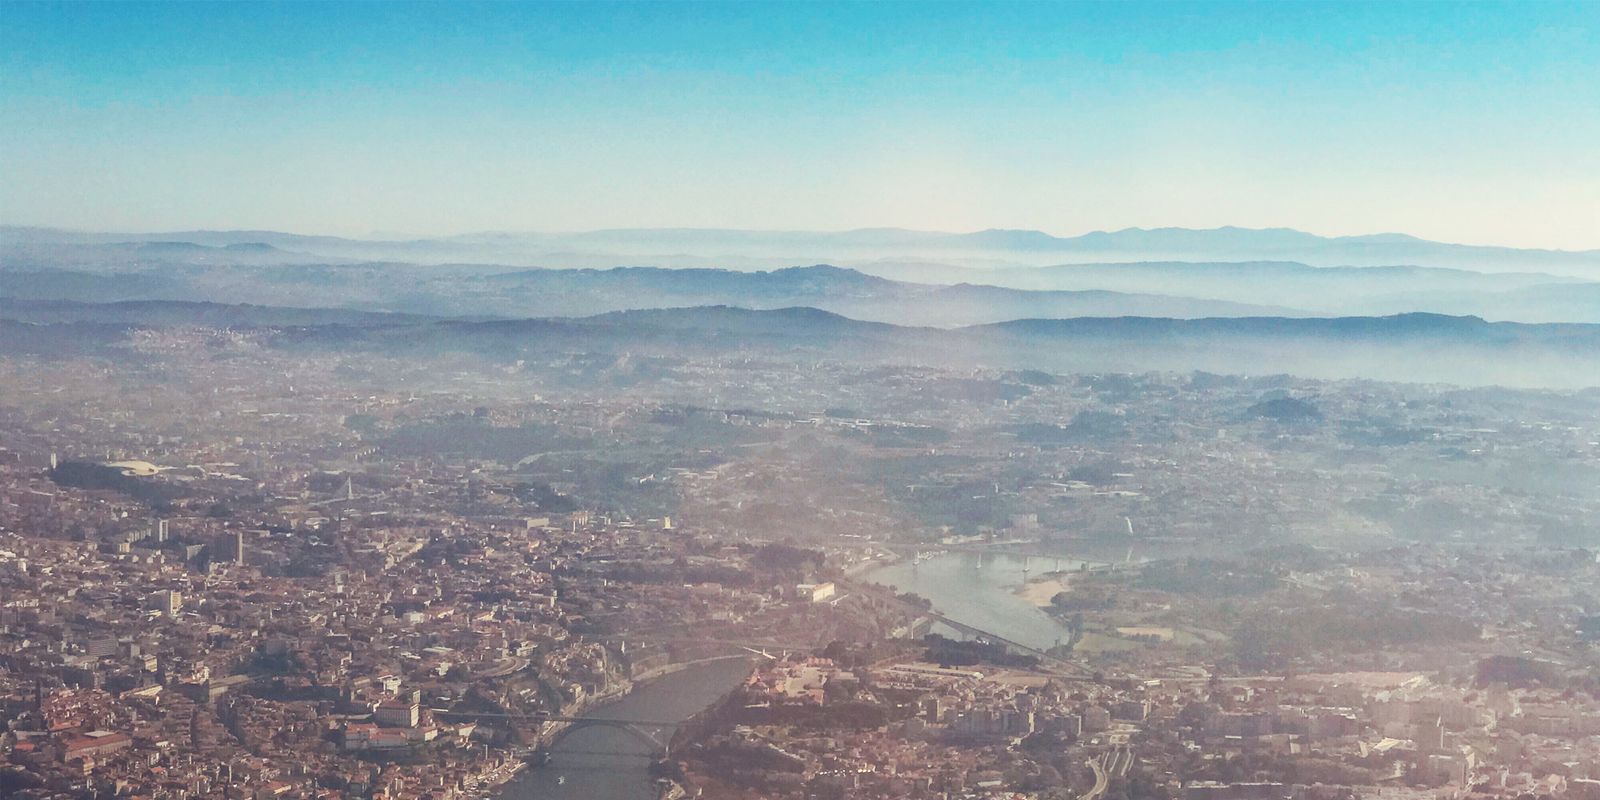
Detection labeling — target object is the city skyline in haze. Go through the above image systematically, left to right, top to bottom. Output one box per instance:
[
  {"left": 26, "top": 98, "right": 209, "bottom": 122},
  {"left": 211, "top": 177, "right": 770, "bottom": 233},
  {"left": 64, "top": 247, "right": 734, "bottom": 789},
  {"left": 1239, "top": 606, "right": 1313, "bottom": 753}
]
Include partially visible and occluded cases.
[{"left": 3, "top": 1, "right": 1598, "bottom": 250}]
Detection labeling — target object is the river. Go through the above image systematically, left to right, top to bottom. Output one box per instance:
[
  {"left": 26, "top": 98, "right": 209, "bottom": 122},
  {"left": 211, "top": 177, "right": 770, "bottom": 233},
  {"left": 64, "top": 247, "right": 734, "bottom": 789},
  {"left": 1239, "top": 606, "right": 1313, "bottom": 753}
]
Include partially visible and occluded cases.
[
  {"left": 500, "top": 548, "right": 1109, "bottom": 796},
  {"left": 865, "top": 551, "right": 1094, "bottom": 652},
  {"left": 498, "top": 656, "right": 753, "bottom": 800}
]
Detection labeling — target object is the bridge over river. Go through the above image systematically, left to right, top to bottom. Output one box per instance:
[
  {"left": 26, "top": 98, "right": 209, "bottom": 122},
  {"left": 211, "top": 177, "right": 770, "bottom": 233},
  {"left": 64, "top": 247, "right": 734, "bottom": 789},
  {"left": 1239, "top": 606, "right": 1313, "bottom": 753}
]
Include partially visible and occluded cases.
[
  {"left": 880, "top": 541, "right": 1135, "bottom": 573},
  {"left": 595, "top": 577, "right": 1100, "bottom": 681},
  {"left": 840, "top": 577, "right": 1099, "bottom": 679},
  {"left": 433, "top": 709, "right": 680, "bottom": 756}
]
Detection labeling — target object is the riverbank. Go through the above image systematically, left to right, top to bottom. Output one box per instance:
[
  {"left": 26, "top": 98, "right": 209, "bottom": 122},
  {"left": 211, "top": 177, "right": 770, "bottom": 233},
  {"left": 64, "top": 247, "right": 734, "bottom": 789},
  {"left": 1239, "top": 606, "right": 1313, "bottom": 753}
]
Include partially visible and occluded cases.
[
  {"left": 844, "top": 550, "right": 904, "bottom": 577},
  {"left": 862, "top": 551, "right": 1092, "bottom": 653},
  {"left": 1015, "top": 571, "right": 1070, "bottom": 608},
  {"left": 534, "top": 653, "right": 751, "bottom": 751},
  {"left": 628, "top": 653, "right": 747, "bottom": 685},
  {"left": 497, "top": 655, "right": 755, "bottom": 800}
]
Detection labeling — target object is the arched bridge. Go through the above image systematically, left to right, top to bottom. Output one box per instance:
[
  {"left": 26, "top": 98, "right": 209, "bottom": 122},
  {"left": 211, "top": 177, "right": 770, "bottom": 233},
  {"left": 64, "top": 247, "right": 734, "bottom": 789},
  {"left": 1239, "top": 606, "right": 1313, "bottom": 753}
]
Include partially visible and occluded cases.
[
  {"left": 432, "top": 709, "right": 681, "bottom": 756},
  {"left": 560, "top": 717, "right": 674, "bottom": 753}
]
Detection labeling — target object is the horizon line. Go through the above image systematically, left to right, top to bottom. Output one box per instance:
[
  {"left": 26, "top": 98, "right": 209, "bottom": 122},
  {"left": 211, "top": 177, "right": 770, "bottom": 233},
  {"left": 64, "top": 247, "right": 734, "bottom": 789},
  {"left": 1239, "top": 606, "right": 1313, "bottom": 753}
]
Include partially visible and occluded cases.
[{"left": 5, "top": 222, "right": 1598, "bottom": 255}]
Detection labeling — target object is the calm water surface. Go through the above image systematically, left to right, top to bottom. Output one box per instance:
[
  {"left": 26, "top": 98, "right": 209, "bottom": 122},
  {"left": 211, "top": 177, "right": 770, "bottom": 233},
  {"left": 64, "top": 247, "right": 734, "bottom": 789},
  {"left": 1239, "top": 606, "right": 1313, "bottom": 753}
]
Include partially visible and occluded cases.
[
  {"left": 505, "top": 549, "right": 1129, "bottom": 797},
  {"left": 865, "top": 552, "right": 1093, "bottom": 651},
  {"left": 499, "top": 656, "right": 753, "bottom": 800}
]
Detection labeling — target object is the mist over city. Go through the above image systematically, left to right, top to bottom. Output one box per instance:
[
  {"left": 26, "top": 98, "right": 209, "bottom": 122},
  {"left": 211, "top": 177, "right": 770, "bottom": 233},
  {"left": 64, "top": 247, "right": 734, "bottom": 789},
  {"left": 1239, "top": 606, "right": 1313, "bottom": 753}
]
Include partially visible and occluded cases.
[{"left": 1, "top": 3, "right": 1598, "bottom": 800}]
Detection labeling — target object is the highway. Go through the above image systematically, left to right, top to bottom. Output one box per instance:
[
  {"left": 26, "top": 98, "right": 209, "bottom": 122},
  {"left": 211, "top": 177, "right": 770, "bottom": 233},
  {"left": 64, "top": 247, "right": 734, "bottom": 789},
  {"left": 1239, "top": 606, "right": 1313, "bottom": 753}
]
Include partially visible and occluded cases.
[
  {"left": 879, "top": 541, "right": 1131, "bottom": 572},
  {"left": 594, "top": 632, "right": 819, "bottom": 653},
  {"left": 431, "top": 710, "right": 680, "bottom": 727},
  {"left": 1080, "top": 745, "right": 1133, "bottom": 800},
  {"left": 1083, "top": 755, "right": 1109, "bottom": 800}
]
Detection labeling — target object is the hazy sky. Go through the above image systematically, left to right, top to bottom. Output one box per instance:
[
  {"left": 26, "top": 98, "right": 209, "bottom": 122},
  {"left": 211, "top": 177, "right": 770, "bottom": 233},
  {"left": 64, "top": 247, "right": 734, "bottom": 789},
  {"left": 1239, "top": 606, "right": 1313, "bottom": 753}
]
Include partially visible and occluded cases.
[{"left": 3, "top": 1, "right": 1598, "bottom": 249}]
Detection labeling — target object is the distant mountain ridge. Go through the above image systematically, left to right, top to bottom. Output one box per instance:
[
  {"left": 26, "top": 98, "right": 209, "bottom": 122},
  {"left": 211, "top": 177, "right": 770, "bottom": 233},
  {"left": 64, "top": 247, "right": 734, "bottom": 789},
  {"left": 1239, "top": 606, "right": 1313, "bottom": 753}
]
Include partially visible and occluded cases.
[
  {"left": 6, "top": 224, "right": 1598, "bottom": 276},
  {"left": 474, "top": 225, "right": 1600, "bottom": 275},
  {"left": 5, "top": 226, "right": 1599, "bottom": 323},
  {"left": 0, "top": 259, "right": 1304, "bottom": 325},
  {"left": 0, "top": 298, "right": 434, "bottom": 327},
  {"left": 3, "top": 299, "right": 1595, "bottom": 390},
  {"left": 271, "top": 306, "right": 1600, "bottom": 389}
]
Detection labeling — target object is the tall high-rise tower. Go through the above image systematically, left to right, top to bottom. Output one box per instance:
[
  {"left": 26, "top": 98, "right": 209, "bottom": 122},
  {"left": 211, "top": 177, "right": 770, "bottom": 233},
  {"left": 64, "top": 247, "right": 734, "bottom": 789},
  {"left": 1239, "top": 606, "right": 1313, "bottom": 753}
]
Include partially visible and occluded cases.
[{"left": 227, "top": 530, "right": 245, "bottom": 565}]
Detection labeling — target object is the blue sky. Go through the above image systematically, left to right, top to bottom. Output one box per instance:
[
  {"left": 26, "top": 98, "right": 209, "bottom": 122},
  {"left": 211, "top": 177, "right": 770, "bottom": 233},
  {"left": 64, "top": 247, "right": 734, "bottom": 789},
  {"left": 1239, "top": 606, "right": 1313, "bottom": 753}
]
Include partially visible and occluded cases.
[{"left": 2, "top": 1, "right": 1597, "bottom": 248}]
